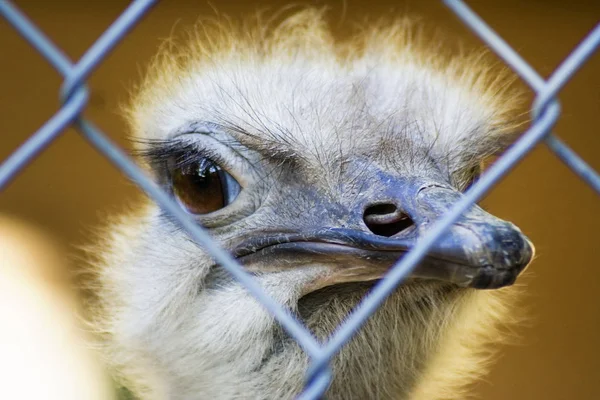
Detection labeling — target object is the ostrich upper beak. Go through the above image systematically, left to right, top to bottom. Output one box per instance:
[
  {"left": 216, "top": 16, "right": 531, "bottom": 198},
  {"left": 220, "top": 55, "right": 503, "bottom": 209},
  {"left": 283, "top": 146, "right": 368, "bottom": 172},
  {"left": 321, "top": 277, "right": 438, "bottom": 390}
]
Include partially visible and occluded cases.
[{"left": 234, "top": 177, "right": 534, "bottom": 290}]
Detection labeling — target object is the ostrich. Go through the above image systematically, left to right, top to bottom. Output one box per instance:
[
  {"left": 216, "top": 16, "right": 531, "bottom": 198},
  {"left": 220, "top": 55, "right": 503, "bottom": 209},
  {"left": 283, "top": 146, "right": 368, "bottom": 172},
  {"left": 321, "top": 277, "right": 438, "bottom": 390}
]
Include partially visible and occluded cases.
[{"left": 88, "top": 9, "right": 534, "bottom": 400}]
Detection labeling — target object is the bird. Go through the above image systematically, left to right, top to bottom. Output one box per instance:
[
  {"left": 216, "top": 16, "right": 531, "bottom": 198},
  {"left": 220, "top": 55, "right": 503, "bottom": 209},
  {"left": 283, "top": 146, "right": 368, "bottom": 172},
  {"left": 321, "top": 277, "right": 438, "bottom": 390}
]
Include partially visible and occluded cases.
[{"left": 86, "top": 8, "right": 534, "bottom": 400}]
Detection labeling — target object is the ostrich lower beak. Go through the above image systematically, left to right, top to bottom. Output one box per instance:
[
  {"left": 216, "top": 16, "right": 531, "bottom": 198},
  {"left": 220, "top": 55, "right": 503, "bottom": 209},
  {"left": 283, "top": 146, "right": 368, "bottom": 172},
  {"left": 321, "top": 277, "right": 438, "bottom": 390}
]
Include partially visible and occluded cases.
[{"left": 234, "top": 180, "right": 534, "bottom": 290}]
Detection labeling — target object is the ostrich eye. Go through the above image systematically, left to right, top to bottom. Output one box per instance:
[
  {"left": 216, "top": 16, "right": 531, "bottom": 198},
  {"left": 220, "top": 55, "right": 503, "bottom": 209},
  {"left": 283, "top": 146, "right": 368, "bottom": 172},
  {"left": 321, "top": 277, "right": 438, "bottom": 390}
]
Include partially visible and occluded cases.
[{"left": 171, "top": 158, "right": 241, "bottom": 214}]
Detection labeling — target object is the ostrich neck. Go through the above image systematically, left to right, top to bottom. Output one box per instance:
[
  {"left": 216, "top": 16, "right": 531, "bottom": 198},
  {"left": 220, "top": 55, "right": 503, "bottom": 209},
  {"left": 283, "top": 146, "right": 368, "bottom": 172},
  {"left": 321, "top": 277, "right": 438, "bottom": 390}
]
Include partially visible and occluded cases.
[
  {"left": 101, "top": 251, "right": 514, "bottom": 400},
  {"left": 134, "top": 281, "right": 476, "bottom": 399}
]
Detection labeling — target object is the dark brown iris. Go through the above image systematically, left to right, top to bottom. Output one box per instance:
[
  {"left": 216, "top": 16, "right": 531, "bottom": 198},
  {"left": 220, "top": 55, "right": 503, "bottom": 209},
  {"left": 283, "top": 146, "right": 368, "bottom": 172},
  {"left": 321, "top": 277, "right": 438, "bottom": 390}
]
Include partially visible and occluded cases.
[{"left": 172, "top": 160, "right": 225, "bottom": 214}]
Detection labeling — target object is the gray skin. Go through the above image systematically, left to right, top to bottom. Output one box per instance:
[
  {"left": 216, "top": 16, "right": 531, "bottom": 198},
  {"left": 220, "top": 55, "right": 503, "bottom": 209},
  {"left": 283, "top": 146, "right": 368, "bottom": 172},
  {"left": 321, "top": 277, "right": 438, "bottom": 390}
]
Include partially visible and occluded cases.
[{"left": 150, "top": 124, "right": 531, "bottom": 292}]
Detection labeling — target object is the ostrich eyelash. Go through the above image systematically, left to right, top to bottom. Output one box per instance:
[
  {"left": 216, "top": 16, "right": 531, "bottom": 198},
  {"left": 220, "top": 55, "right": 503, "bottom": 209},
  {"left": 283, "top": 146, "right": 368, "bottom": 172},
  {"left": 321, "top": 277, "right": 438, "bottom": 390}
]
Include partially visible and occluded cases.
[{"left": 135, "top": 139, "right": 226, "bottom": 171}]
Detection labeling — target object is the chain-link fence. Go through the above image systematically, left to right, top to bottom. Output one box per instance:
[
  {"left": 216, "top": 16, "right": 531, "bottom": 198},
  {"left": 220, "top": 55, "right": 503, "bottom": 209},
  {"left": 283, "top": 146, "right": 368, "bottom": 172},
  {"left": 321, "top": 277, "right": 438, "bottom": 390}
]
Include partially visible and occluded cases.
[{"left": 1, "top": 0, "right": 599, "bottom": 398}]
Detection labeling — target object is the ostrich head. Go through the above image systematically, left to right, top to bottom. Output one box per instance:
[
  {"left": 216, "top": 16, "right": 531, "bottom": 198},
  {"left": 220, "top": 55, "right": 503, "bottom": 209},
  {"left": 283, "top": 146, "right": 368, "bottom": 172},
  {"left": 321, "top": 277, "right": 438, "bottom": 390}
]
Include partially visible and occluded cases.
[{"left": 91, "top": 10, "right": 534, "bottom": 400}]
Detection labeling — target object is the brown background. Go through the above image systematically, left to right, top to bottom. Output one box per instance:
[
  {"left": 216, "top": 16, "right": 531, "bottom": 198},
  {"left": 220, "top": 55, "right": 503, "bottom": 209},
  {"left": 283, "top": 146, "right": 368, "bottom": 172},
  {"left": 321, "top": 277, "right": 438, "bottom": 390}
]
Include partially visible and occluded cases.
[{"left": 1, "top": 0, "right": 599, "bottom": 398}]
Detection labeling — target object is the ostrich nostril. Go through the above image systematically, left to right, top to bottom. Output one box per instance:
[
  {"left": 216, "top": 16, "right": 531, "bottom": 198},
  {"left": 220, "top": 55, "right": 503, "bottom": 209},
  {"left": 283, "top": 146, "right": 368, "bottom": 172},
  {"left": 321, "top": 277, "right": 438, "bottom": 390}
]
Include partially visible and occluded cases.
[{"left": 363, "top": 203, "right": 414, "bottom": 237}]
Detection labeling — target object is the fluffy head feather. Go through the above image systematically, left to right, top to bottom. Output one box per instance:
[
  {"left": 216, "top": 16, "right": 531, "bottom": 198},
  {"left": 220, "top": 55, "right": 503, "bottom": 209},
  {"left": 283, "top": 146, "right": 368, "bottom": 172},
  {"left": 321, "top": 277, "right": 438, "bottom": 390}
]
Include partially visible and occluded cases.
[{"left": 127, "top": 8, "right": 523, "bottom": 186}]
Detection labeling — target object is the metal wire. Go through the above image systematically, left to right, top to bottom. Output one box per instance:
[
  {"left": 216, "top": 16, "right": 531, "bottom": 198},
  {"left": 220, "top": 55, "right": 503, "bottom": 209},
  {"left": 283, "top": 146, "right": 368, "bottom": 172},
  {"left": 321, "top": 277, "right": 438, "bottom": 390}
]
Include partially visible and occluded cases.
[{"left": 1, "top": 0, "right": 598, "bottom": 398}]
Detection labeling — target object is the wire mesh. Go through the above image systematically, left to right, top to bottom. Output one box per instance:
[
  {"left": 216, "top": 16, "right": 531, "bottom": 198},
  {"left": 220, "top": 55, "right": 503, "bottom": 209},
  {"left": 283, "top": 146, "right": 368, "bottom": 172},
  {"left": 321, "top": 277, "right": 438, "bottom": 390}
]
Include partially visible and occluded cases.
[{"left": 0, "top": 0, "right": 598, "bottom": 398}]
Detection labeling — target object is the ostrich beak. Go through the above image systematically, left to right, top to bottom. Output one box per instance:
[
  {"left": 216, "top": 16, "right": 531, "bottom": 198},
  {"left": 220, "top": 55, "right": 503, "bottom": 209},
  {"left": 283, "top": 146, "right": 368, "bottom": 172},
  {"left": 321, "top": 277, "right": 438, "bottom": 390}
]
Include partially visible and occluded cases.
[
  {"left": 235, "top": 179, "right": 534, "bottom": 290},
  {"left": 370, "top": 179, "right": 535, "bottom": 289}
]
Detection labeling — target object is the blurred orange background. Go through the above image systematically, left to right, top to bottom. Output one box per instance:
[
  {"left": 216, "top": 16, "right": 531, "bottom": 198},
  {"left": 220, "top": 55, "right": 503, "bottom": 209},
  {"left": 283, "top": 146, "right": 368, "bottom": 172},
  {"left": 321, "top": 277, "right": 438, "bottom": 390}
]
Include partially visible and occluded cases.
[{"left": 1, "top": 0, "right": 599, "bottom": 398}]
